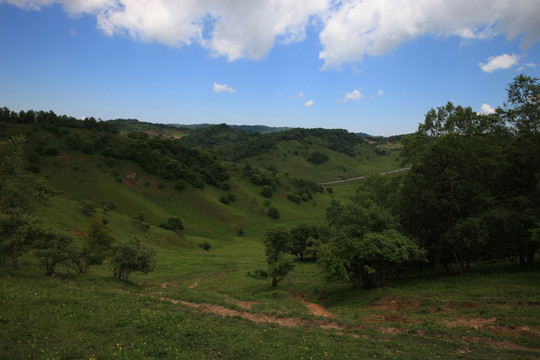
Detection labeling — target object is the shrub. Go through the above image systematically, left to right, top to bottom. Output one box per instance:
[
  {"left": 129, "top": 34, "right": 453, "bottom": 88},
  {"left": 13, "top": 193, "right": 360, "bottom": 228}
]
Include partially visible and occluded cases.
[
  {"left": 174, "top": 181, "right": 186, "bottom": 190},
  {"left": 261, "top": 185, "right": 273, "bottom": 198},
  {"left": 227, "top": 193, "right": 236, "bottom": 202},
  {"left": 219, "top": 196, "right": 230, "bottom": 205},
  {"left": 268, "top": 207, "right": 280, "bottom": 219},
  {"left": 159, "top": 217, "right": 184, "bottom": 231},
  {"left": 110, "top": 238, "right": 156, "bottom": 281},
  {"left": 199, "top": 242, "right": 212, "bottom": 251}
]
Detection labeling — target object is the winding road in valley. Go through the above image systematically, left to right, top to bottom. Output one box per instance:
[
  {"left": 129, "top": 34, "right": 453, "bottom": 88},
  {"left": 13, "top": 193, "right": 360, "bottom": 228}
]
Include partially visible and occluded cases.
[{"left": 318, "top": 168, "right": 410, "bottom": 186}]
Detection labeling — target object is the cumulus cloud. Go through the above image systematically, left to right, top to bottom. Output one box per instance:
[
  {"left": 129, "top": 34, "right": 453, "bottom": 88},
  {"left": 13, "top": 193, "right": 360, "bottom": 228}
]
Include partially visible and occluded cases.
[
  {"left": 3, "top": 0, "right": 540, "bottom": 66},
  {"left": 319, "top": 0, "right": 540, "bottom": 68},
  {"left": 479, "top": 53, "right": 521, "bottom": 73},
  {"left": 213, "top": 83, "right": 235, "bottom": 94},
  {"left": 337, "top": 89, "right": 363, "bottom": 103},
  {"left": 378, "top": 90, "right": 384, "bottom": 96},
  {"left": 304, "top": 100, "right": 314, "bottom": 107},
  {"left": 479, "top": 103, "right": 496, "bottom": 114}
]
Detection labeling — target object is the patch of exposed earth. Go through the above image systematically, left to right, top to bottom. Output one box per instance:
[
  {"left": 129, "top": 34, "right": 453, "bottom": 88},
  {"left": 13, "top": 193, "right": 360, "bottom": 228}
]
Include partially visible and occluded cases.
[{"left": 290, "top": 290, "right": 335, "bottom": 318}]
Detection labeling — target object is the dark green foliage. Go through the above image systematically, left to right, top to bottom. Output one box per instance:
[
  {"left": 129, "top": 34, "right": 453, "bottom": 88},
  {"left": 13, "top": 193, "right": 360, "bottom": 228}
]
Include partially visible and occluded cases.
[
  {"left": 398, "top": 75, "right": 540, "bottom": 272},
  {"left": 0, "top": 136, "right": 50, "bottom": 268},
  {"left": 43, "top": 147, "right": 60, "bottom": 156},
  {"left": 307, "top": 151, "right": 329, "bottom": 164},
  {"left": 174, "top": 181, "right": 186, "bottom": 190},
  {"left": 261, "top": 185, "right": 273, "bottom": 198},
  {"left": 326, "top": 187, "right": 333, "bottom": 194},
  {"left": 227, "top": 193, "right": 236, "bottom": 202},
  {"left": 287, "top": 194, "right": 301, "bottom": 203},
  {"left": 219, "top": 196, "right": 230, "bottom": 205},
  {"left": 319, "top": 197, "right": 424, "bottom": 288},
  {"left": 101, "top": 200, "right": 117, "bottom": 211},
  {"left": 79, "top": 201, "right": 97, "bottom": 217},
  {"left": 267, "top": 207, "right": 280, "bottom": 219},
  {"left": 159, "top": 217, "right": 184, "bottom": 231},
  {"left": 69, "top": 220, "right": 115, "bottom": 274},
  {"left": 289, "top": 223, "right": 319, "bottom": 261},
  {"left": 33, "top": 228, "right": 74, "bottom": 276},
  {"left": 236, "top": 228, "right": 245, "bottom": 236},
  {"left": 248, "top": 228, "right": 294, "bottom": 287},
  {"left": 320, "top": 229, "right": 424, "bottom": 288},
  {"left": 110, "top": 238, "right": 156, "bottom": 281},
  {"left": 199, "top": 242, "right": 212, "bottom": 251}
]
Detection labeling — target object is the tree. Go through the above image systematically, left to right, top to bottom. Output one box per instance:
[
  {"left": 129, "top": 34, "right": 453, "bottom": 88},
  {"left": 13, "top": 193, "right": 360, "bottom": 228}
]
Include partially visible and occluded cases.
[
  {"left": 399, "top": 103, "right": 502, "bottom": 274},
  {"left": 0, "top": 136, "right": 49, "bottom": 268},
  {"left": 261, "top": 185, "right": 273, "bottom": 198},
  {"left": 319, "top": 199, "right": 423, "bottom": 288},
  {"left": 267, "top": 207, "right": 280, "bottom": 219},
  {"left": 0, "top": 211, "right": 42, "bottom": 267},
  {"left": 70, "top": 219, "right": 115, "bottom": 273},
  {"left": 289, "top": 224, "right": 318, "bottom": 261},
  {"left": 34, "top": 228, "right": 74, "bottom": 276},
  {"left": 248, "top": 228, "right": 294, "bottom": 287},
  {"left": 319, "top": 229, "right": 424, "bottom": 288},
  {"left": 110, "top": 238, "right": 156, "bottom": 281}
]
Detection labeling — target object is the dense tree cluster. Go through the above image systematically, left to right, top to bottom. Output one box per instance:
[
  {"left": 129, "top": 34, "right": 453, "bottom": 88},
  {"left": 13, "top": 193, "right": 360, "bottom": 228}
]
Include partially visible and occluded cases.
[{"left": 398, "top": 75, "right": 539, "bottom": 273}]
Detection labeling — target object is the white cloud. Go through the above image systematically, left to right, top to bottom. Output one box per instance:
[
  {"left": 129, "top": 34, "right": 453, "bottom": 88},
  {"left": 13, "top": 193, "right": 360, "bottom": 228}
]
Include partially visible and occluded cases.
[
  {"left": 319, "top": 0, "right": 540, "bottom": 68},
  {"left": 4, "top": 1, "right": 540, "bottom": 66},
  {"left": 479, "top": 53, "right": 521, "bottom": 73},
  {"left": 213, "top": 83, "right": 235, "bottom": 94},
  {"left": 337, "top": 89, "right": 363, "bottom": 103},
  {"left": 378, "top": 90, "right": 384, "bottom": 96},
  {"left": 298, "top": 91, "right": 304, "bottom": 98},
  {"left": 304, "top": 100, "right": 314, "bottom": 107},
  {"left": 479, "top": 103, "right": 496, "bottom": 114}
]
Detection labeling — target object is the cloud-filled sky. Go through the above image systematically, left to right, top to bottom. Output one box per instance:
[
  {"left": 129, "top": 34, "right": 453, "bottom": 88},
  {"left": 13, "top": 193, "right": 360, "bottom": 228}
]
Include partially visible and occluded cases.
[{"left": 1, "top": 0, "right": 539, "bottom": 135}]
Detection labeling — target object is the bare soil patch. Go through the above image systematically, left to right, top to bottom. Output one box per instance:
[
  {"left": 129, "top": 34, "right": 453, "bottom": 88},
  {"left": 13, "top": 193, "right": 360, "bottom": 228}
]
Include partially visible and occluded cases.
[
  {"left": 68, "top": 230, "right": 88, "bottom": 236},
  {"left": 188, "top": 282, "right": 198, "bottom": 289},
  {"left": 290, "top": 290, "right": 335, "bottom": 318},
  {"left": 369, "top": 296, "right": 419, "bottom": 311},
  {"left": 444, "top": 317, "right": 497, "bottom": 330}
]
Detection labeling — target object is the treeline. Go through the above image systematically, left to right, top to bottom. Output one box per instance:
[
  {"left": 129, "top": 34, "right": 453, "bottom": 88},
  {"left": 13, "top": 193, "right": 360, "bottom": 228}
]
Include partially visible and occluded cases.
[
  {"left": 252, "top": 75, "right": 540, "bottom": 289},
  {"left": 0, "top": 107, "right": 118, "bottom": 133},
  {"left": 0, "top": 108, "right": 230, "bottom": 189},
  {"left": 180, "top": 125, "right": 375, "bottom": 161}
]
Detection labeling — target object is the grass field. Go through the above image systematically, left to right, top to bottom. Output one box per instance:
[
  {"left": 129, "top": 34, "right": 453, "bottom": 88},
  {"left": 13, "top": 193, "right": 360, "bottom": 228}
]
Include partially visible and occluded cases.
[
  {"left": 1, "top": 123, "right": 539, "bottom": 359},
  {"left": 1, "top": 248, "right": 539, "bottom": 359}
]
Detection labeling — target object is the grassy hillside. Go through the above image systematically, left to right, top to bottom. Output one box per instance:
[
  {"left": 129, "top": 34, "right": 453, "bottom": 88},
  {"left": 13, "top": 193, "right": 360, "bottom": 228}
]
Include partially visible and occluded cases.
[{"left": 1, "top": 117, "right": 539, "bottom": 359}]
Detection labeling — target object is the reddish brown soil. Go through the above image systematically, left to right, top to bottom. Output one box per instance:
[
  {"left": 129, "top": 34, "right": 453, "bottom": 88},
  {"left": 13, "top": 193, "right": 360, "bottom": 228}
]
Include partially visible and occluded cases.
[
  {"left": 68, "top": 230, "right": 88, "bottom": 236},
  {"left": 290, "top": 290, "right": 335, "bottom": 318},
  {"left": 369, "top": 296, "right": 419, "bottom": 311}
]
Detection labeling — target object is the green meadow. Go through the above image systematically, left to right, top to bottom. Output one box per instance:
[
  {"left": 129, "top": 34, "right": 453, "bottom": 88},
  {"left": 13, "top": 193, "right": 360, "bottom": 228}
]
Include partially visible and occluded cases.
[{"left": 1, "top": 119, "right": 539, "bottom": 359}]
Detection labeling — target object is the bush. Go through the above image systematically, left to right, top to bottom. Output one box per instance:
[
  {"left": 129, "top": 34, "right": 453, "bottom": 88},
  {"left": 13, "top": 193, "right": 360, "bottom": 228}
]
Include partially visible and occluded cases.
[
  {"left": 174, "top": 181, "right": 186, "bottom": 190},
  {"left": 261, "top": 185, "right": 273, "bottom": 198},
  {"left": 227, "top": 193, "right": 236, "bottom": 202},
  {"left": 219, "top": 196, "right": 230, "bottom": 205},
  {"left": 268, "top": 207, "right": 280, "bottom": 219},
  {"left": 159, "top": 217, "right": 184, "bottom": 231},
  {"left": 236, "top": 228, "right": 245, "bottom": 236},
  {"left": 110, "top": 238, "right": 156, "bottom": 281},
  {"left": 199, "top": 242, "right": 212, "bottom": 251}
]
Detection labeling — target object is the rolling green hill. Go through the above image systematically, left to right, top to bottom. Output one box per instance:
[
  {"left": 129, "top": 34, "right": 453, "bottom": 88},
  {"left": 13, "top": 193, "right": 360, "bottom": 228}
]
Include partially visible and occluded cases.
[{"left": 2, "top": 107, "right": 538, "bottom": 360}]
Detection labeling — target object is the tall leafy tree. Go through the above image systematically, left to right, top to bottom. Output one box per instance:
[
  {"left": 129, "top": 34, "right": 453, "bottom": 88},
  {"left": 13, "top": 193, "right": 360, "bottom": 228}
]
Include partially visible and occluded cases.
[{"left": 0, "top": 136, "right": 49, "bottom": 268}]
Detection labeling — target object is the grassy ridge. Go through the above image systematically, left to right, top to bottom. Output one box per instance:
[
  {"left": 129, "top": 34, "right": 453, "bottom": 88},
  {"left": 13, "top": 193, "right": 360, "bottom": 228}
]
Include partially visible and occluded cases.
[{"left": 1, "top": 121, "right": 539, "bottom": 359}]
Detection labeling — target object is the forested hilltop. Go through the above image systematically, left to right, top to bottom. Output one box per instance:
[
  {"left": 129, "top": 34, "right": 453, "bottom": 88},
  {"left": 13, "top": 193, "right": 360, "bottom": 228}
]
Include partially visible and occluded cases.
[{"left": 0, "top": 75, "right": 539, "bottom": 359}]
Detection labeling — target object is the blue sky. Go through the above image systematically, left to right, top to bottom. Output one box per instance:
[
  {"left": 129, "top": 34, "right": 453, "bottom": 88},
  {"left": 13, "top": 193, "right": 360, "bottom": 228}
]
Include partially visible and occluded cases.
[{"left": 1, "top": 1, "right": 539, "bottom": 136}]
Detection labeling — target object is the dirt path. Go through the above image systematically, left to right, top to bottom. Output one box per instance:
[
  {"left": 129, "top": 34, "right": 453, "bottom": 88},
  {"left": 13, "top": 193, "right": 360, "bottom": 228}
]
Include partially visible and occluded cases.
[
  {"left": 319, "top": 168, "right": 410, "bottom": 186},
  {"left": 139, "top": 290, "right": 539, "bottom": 353}
]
